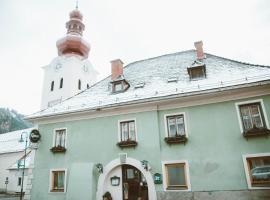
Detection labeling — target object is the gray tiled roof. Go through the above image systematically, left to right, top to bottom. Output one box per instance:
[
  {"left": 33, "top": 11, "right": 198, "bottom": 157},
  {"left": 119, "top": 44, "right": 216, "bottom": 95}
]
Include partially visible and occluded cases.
[{"left": 28, "top": 50, "right": 270, "bottom": 119}]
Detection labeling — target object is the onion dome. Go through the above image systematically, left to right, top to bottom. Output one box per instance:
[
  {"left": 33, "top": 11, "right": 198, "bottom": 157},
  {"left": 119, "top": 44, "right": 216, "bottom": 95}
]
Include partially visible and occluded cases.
[{"left": 56, "top": 8, "right": 90, "bottom": 59}]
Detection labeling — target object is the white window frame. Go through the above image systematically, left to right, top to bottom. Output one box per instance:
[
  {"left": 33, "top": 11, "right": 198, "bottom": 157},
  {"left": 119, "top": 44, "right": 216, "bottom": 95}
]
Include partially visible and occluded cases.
[
  {"left": 235, "top": 99, "right": 269, "bottom": 134},
  {"left": 164, "top": 112, "right": 188, "bottom": 138},
  {"left": 118, "top": 119, "right": 138, "bottom": 142},
  {"left": 52, "top": 128, "right": 67, "bottom": 148},
  {"left": 242, "top": 153, "right": 270, "bottom": 190},
  {"left": 161, "top": 160, "right": 191, "bottom": 191},
  {"left": 49, "top": 168, "right": 67, "bottom": 193}
]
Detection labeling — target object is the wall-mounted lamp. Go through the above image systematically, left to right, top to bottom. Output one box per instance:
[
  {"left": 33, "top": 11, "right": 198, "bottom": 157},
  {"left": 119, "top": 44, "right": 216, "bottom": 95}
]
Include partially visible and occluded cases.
[
  {"left": 141, "top": 160, "right": 149, "bottom": 171},
  {"left": 96, "top": 163, "right": 103, "bottom": 173},
  {"left": 110, "top": 176, "right": 120, "bottom": 186}
]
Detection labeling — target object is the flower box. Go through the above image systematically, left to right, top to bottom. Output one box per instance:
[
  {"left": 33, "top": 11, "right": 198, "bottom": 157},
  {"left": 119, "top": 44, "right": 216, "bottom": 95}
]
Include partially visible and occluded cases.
[
  {"left": 243, "top": 127, "right": 270, "bottom": 138},
  {"left": 164, "top": 135, "right": 188, "bottom": 144},
  {"left": 117, "top": 140, "right": 137, "bottom": 148},
  {"left": 50, "top": 146, "right": 66, "bottom": 153}
]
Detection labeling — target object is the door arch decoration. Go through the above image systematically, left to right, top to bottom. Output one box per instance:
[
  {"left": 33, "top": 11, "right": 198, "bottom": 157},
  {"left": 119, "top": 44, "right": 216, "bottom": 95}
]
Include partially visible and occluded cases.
[{"left": 96, "top": 157, "right": 157, "bottom": 200}]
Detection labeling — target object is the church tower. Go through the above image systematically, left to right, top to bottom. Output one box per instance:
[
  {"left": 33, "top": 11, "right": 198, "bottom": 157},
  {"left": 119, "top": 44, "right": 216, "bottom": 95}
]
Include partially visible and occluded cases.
[{"left": 40, "top": 7, "right": 98, "bottom": 110}]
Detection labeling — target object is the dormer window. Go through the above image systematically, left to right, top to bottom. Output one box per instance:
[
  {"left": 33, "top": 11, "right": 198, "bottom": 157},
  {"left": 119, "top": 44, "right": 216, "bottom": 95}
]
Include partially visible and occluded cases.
[
  {"left": 187, "top": 61, "right": 206, "bottom": 80},
  {"left": 111, "top": 79, "right": 130, "bottom": 93},
  {"left": 114, "top": 82, "right": 123, "bottom": 92}
]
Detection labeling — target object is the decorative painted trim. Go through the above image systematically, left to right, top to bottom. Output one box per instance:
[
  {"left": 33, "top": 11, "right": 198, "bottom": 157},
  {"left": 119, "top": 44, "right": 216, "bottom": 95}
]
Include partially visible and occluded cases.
[
  {"left": 235, "top": 99, "right": 269, "bottom": 134},
  {"left": 163, "top": 112, "right": 188, "bottom": 138},
  {"left": 117, "top": 118, "right": 138, "bottom": 142},
  {"left": 52, "top": 128, "right": 67, "bottom": 148},
  {"left": 242, "top": 152, "right": 270, "bottom": 190},
  {"left": 96, "top": 157, "right": 157, "bottom": 200},
  {"left": 161, "top": 160, "right": 191, "bottom": 192},
  {"left": 48, "top": 168, "right": 67, "bottom": 193}
]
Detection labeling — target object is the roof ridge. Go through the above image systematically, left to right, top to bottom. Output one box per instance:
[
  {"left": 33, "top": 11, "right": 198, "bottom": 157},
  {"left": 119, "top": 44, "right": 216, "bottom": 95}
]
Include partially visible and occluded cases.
[
  {"left": 123, "top": 49, "right": 195, "bottom": 69},
  {"left": 205, "top": 53, "right": 270, "bottom": 68}
]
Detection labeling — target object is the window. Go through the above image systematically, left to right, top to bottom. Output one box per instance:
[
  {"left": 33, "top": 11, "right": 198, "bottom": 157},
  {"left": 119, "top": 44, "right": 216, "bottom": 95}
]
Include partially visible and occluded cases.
[
  {"left": 187, "top": 62, "right": 206, "bottom": 80},
  {"left": 60, "top": 78, "right": 63, "bottom": 89},
  {"left": 78, "top": 79, "right": 81, "bottom": 90},
  {"left": 111, "top": 79, "right": 130, "bottom": 93},
  {"left": 50, "top": 81, "right": 54, "bottom": 91},
  {"left": 113, "top": 82, "right": 123, "bottom": 92},
  {"left": 236, "top": 99, "right": 269, "bottom": 137},
  {"left": 239, "top": 103, "right": 265, "bottom": 131},
  {"left": 164, "top": 113, "right": 188, "bottom": 144},
  {"left": 166, "top": 115, "right": 186, "bottom": 137},
  {"left": 117, "top": 120, "right": 137, "bottom": 148},
  {"left": 120, "top": 120, "right": 136, "bottom": 142},
  {"left": 51, "top": 129, "right": 67, "bottom": 153},
  {"left": 54, "top": 129, "right": 66, "bottom": 147},
  {"left": 243, "top": 154, "right": 270, "bottom": 189},
  {"left": 162, "top": 161, "right": 190, "bottom": 191},
  {"left": 50, "top": 170, "right": 66, "bottom": 192},
  {"left": 18, "top": 177, "right": 22, "bottom": 186}
]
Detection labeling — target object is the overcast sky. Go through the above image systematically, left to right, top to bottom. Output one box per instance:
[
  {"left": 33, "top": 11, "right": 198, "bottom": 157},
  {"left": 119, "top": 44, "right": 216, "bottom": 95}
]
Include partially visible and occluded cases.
[{"left": 0, "top": 0, "right": 270, "bottom": 115}]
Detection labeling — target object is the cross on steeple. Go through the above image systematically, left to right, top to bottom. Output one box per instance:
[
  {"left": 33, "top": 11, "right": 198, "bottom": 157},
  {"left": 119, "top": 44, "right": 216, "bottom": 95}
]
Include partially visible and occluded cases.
[{"left": 76, "top": 0, "right": 79, "bottom": 9}]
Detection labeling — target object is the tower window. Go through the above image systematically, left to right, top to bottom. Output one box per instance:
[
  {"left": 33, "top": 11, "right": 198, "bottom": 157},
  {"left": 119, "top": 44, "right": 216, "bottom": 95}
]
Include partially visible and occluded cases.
[
  {"left": 60, "top": 78, "right": 63, "bottom": 89},
  {"left": 78, "top": 80, "right": 81, "bottom": 90},
  {"left": 51, "top": 81, "right": 54, "bottom": 91}
]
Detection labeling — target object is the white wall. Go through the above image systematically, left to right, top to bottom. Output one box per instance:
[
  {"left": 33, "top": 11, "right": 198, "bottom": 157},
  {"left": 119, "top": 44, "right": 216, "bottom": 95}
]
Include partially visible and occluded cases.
[
  {"left": 41, "top": 55, "right": 98, "bottom": 110},
  {"left": 0, "top": 151, "right": 23, "bottom": 191},
  {"left": 103, "top": 166, "right": 123, "bottom": 200},
  {"left": 8, "top": 169, "right": 28, "bottom": 192}
]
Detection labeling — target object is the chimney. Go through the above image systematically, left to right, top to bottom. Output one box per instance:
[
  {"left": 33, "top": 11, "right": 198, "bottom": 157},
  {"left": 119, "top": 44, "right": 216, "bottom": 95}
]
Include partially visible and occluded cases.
[
  {"left": 194, "top": 41, "right": 205, "bottom": 60},
  {"left": 111, "top": 59, "right": 124, "bottom": 81}
]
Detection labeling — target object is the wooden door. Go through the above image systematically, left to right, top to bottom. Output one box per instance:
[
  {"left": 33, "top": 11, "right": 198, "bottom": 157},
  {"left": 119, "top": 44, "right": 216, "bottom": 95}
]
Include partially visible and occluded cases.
[{"left": 122, "top": 165, "right": 148, "bottom": 200}]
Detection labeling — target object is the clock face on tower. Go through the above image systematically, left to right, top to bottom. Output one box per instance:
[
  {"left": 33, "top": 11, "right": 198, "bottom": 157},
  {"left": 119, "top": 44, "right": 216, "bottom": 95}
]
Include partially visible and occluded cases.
[{"left": 55, "top": 63, "right": 62, "bottom": 71}]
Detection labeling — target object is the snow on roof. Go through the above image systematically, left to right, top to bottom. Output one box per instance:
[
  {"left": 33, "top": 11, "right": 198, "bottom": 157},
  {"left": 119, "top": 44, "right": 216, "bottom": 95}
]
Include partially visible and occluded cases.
[
  {"left": 28, "top": 50, "right": 270, "bottom": 119},
  {"left": 0, "top": 128, "right": 33, "bottom": 154}
]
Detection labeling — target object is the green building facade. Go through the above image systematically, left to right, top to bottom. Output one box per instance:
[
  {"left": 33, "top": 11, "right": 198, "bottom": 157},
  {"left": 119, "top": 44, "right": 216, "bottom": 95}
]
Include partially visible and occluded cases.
[{"left": 26, "top": 8, "right": 270, "bottom": 200}]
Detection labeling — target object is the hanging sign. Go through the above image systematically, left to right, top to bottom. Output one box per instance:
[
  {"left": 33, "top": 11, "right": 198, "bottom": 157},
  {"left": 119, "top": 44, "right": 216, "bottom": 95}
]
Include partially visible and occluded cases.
[
  {"left": 29, "top": 129, "right": 41, "bottom": 143},
  {"left": 154, "top": 173, "right": 162, "bottom": 184}
]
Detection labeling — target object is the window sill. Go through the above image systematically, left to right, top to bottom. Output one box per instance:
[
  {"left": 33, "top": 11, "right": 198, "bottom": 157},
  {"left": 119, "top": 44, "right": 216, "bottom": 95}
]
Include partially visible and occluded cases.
[
  {"left": 243, "top": 127, "right": 270, "bottom": 138},
  {"left": 164, "top": 135, "right": 188, "bottom": 144},
  {"left": 117, "top": 140, "right": 137, "bottom": 148},
  {"left": 50, "top": 146, "right": 66, "bottom": 153},
  {"left": 166, "top": 186, "right": 188, "bottom": 191},
  {"left": 50, "top": 189, "right": 64, "bottom": 193}
]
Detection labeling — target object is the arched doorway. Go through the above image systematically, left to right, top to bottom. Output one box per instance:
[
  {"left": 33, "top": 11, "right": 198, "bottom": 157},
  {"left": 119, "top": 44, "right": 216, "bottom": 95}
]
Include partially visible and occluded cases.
[
  {"left": 96, "top": 157, "right": 157, "bottom": 200},
  {"left": 122, "top": 164, "right": 148, "bottom": 200}
]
